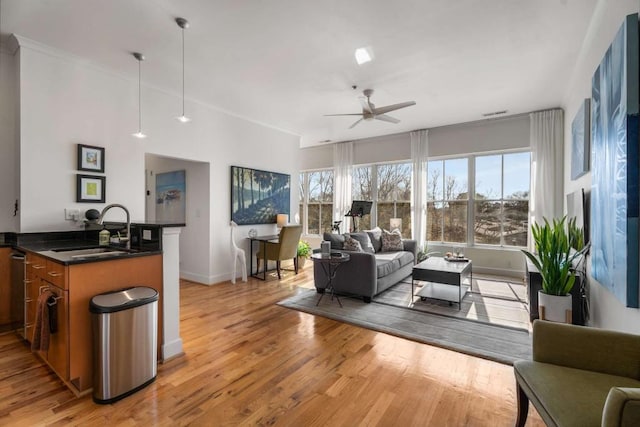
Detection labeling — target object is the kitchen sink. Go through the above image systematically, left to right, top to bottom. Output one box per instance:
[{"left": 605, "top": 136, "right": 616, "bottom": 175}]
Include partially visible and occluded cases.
[{"left": 51, "top": 247, "right": 128, "bottom": 258}]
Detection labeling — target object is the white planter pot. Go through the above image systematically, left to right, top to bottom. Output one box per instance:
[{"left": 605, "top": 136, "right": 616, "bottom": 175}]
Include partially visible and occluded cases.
[{"left": 538, "top": 291, "right": 572, "bottom": 323}]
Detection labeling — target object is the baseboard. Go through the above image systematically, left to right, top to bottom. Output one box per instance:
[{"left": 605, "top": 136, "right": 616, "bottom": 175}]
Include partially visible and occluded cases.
[
  {"left": 473, "top": 266, "right": 525, "bottom": 280},
  {"left": 180, "top": 270, "right": 214, "bottom": 284},
  {"left": 162, "top": 338, "right": 183, "bottom": 360}
]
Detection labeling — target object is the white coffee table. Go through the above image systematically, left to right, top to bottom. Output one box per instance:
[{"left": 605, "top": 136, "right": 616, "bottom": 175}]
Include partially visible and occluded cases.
[{"left": 412, "top": 257, "right": 472, "bottom": 309}]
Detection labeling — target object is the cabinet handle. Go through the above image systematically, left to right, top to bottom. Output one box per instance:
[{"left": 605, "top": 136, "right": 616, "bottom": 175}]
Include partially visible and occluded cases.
[
  {"left": 33, "top": 264, "right": 45, "bottom": 269},
  {"left": 47, "top": 271, "right": 62, "bottom": 277},
  {"left": 24, "top": 279, "right": 32, "bottom": 284},
  {"left": 39, "top": 285, "right": 48, "bottom": 294},
  {"left": 25, "top": 298, "right": 33, "bottom": 303},
  {"left": 25, "top": 323, "right": 33, "bottom": 327}
]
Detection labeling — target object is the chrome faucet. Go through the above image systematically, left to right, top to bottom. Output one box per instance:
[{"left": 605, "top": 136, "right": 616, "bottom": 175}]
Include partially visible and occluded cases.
[{"left": 97, "top": 204, "right": 131, "bottom": 250}]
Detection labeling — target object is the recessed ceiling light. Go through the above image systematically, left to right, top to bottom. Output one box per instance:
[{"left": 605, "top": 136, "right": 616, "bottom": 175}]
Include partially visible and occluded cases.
[{"left": 355, "top": 47, "right": 373, "bottom": 65}]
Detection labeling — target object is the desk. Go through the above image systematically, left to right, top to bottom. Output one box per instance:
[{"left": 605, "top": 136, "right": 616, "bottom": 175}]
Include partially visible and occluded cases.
[
  {"left": 248, "top": 235, "right": 279, "bottom": 280},
  {"left": 311, "top": 252, "right": 350, "bottom": 307}
]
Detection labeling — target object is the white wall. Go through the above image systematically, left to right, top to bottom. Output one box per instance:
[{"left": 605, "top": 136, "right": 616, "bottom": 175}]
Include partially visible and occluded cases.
[
  {"left": 562, "top": 0, "right": 640, "bottom": 333},
  {"left": 14, "top": 36, "right": 300, "bottom": 284},
  {"left": 0, "top": 45, "right": 19, "bottom": 232},
  {"left": 299, "top": 114, "right": 531, "bottom": 275},
  {"left": 300, "top": 114, "right": 530, "bottom": 170},
  {"left": 145, "top": 154, "right": 211, "bottom": 283}
]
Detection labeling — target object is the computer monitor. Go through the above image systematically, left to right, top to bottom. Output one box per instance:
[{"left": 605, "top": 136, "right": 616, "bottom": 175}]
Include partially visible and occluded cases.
[{"left": 347, "top": 200, "right": 372, "bottom": 217}]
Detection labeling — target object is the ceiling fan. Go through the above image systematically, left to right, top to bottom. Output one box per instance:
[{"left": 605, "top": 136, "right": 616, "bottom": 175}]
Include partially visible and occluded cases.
[{"left": 325, "top": 89, "right": 416, "bottom": 129}]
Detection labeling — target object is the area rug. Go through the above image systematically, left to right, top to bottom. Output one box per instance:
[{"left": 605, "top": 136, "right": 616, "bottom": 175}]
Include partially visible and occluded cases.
[
  {"left": 374, "top": 276, "right": 531, "bottom": 330},
  {"left": 277, "top": 289, "right": 532, "bottom": 365}
]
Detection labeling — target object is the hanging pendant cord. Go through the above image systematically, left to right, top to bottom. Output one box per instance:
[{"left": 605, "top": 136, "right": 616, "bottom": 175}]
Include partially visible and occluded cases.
[
  {"left": 182, "top": 27, "right": 185, "bottom": 117},
  {"left": 138, "top": 58, "right": 142, "bottom": 132}
]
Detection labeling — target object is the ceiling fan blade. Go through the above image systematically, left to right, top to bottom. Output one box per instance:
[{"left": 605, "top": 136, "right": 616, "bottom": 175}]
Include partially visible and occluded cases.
[
  {"left": 359, "top": 96, "right": 373, "bottom": 114},
  {"left": 373, "top": 101, "right": 416, "bottom": 115},
  {"left": 324, "top": 113, "right": 364, "bottom": 117},
  {"left": 375, "top": 114, "right": 400, "bottom": 124},
  {"left": 349, "top": 118, "right": 364, "bottom": 129}
]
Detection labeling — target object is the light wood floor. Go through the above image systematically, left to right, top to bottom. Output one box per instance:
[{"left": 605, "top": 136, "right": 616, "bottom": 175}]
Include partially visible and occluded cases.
[{"left": 0, "top": 265, "right": 544, "bottom": 426}]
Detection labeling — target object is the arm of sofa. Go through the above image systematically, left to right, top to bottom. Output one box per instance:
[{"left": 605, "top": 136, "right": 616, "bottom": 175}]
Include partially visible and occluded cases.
[
  {"left": 402, "top": 239, "right": 417, "bottom": 262},
  {"left": 313, "top": 250, "right": 377, "bottom": 299},
  {"left": 532, "top": 320, "right": 640, "bottom": 379},
  {"left": 602, "top": 387, "right": 640, "bottom": 427}
]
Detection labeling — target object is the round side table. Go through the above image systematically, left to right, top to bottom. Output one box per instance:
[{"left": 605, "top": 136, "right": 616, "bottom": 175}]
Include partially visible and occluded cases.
[{"left": 311, "top": 252, "right": 351, "bottom": 307}]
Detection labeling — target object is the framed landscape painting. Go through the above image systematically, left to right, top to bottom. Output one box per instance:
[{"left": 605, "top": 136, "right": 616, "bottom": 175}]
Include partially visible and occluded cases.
[
  {"left": 590, "top": 13, "right": 639, "bottom": 308},
  {"left": 231, "top": 166, "right": 290, "bottom": 225}
]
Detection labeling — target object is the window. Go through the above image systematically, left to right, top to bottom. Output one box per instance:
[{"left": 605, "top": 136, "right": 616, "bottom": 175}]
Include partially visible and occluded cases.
[
  {"left": 474, "top": 152, "right": 530, "bottom": 246},
  {"left": 427, "top": 158, "right": 468, "bottom": 243},
  {"left": 350, "top": 162, "right": 412, "bottom": 235},
  {"left": 376, "top": 163, "right": 412, "bottom": 236},
  {"left": 352, "top": 165, "right": 372, "bottom": 230},
  {"left": 300, "top": 169, "right": 334, "bottom": 234}
]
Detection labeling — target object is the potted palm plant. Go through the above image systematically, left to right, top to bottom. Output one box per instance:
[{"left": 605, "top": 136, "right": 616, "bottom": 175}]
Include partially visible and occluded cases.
[
  {"left": 522, "top": 217, "right": 587, "bottom": 323},
  {"left": 297, "top": 240, "right": 312, "bottom": 269}
]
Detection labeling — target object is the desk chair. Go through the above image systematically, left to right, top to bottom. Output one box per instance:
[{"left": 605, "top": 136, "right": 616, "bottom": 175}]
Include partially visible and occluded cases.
[{"left": 256, "top": 225, "right": 302, "bottom": 279}]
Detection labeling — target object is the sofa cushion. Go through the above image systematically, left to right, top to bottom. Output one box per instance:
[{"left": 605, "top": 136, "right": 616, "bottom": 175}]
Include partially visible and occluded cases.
[
  {"left": 365, "top": 227, "right": 383, "bottom": 252},
  {"left": 381, "top": 229, "right": 404, "bottom": 251},
  {"left": 323, "top": 232, "right": 345, "bottom": 250},
  {"left": 347, "top": 232, "right": 375, "bottom": 254},
  {"left": 343, "top": 237, "right": 364, "bottom": 252},
  {"left": 374, "top": 251, "right": 414, "bottom": 278},
  {"left": 515, "top": 360, "right": 640, "bottom": 427}
]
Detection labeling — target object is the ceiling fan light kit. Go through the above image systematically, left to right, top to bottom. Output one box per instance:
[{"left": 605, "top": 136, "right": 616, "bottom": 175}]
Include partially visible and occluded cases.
[{"left": 325, "top": 89, "right": 416, "bottom": 129}]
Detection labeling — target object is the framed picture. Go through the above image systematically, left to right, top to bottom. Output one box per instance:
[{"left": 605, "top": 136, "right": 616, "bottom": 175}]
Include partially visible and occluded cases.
[
  {"left": 590, "top": 13, "right": 639, "bottom": 308},
  {"left": 570, "top": 98, "right": 590, "bottom": 180},
  {"left": 77, "top": 144, "right": 105, "bottom": 173},
  {"left": 230, "top": 166, "right": 290, "bottom": 225},
  {"left": 156, "top": 170, "right": 186, "bottom": 223},
  {"left": 76, "top": 174, "right": 106, "bottom": 203}
]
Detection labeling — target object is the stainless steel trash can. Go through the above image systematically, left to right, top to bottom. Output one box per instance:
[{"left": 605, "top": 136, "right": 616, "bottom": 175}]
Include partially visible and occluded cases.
[{"left": 90, "top": 286, "right": 158, "bottom": 404}]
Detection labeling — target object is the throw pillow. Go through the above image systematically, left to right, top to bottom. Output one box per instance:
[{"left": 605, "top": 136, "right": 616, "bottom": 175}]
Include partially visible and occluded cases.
[
  {"left": 365, "top": 227, "right": 383, "bottom": 253},
  {"left": 381, "top": 229, "right": 404, "bottom": 252},
  {"left": 323, "top": 232, "right": 345, "bottom": 250},
  {"left": 347, "top": 232, "right": 375, "bottom": 254},
  {"left": 343, "top": 236, "right": 364, "bottom": 252}
]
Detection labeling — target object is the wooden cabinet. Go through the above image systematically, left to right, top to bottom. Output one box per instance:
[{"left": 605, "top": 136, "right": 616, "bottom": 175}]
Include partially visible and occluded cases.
[
  {"left": 0, "top": 248, "right": 12, "bottom": 330},
  {"left": 24, "top": 251, "right": 163, "bottom": 394},
  {"left": 24, "top": 252, "right": 70, "bottom": 381}
]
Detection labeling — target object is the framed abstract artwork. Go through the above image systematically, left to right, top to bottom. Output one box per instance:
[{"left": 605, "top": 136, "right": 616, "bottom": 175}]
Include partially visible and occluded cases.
[
  {"left": 590, "top": 13, "right": 639, "bottom": 308},
  {"left": 570, "top": 99, "right": 590, "bottom": 180},
  {"left": 77, "top": 144, "right": 105, "bottom": 173},
  {"left": 230, "top": 166, "right": 290, "bottom": 225},
  {"left": 156, "top": 170, "right": 186, "bottom": 223},
  {"left": 76, "top": 174, "right": 106, "bottom": 203}
]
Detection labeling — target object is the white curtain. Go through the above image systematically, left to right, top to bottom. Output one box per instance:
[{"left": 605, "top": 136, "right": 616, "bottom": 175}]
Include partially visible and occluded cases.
[
  {"left": 529, "top": 109, "right": 564, "bottom": 238},
  {"left": 410, "top": 130, "right": 429, "bottom": 247},
  {"left": 333, "top": 141, "right": 353, "bottom": 234}
]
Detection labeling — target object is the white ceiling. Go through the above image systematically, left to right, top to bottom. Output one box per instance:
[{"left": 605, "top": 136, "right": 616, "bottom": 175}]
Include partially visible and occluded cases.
[{"left": 0, "top": 0, "right": 598, "bottom": 147}]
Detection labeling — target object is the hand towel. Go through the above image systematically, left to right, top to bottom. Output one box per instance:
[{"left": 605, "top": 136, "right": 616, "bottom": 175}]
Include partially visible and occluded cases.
[{"left": 31, "top": 290, "right": 54, "bottom": 352}]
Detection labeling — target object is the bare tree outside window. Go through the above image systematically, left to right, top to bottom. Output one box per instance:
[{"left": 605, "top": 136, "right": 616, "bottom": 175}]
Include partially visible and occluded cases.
[
  {"left": 474, "top": 152, "right": 530, "bottom": 246},
  {"left": 427, "top": 158, "right": 468, "bottom": 243},
  {"left": 306, "top": 170, "right": 334, "bottom": 234}
]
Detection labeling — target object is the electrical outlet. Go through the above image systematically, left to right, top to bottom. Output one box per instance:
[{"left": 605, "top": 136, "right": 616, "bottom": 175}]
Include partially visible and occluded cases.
[{"left": 65, "top": 208, "right": 80, "bottom": 220}]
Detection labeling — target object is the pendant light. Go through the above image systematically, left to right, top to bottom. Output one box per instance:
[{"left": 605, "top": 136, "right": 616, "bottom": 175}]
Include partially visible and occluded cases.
[
  {"left": 175, "top": 17, "right": 191, "bottom": 123},
  {"left": 132, "top": 52, "right": 147, "bottom": 138}
]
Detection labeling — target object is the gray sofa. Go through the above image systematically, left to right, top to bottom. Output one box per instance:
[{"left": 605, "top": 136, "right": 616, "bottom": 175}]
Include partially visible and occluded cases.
[{"left": 314, "top": 231, "right": 417, "bottom": 303}]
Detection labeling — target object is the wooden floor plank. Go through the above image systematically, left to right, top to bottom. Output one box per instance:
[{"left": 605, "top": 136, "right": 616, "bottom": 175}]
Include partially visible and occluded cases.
[{"left": 0, "top": 265, "right": 544, "bottom": 426}]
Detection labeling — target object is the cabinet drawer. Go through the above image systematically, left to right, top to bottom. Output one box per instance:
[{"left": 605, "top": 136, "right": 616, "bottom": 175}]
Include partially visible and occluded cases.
[
  {"left": 26, "top": 254, "right": 47, "bottom": 279},
  {"left": 45, "top": 260, "right": 66, "bottom": 289}
]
